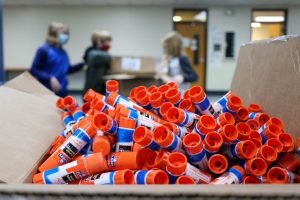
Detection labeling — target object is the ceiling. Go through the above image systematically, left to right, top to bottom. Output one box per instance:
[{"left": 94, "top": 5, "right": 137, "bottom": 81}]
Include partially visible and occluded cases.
[{"left": 4, "top": 0, "right": 300, "bottom": 7}]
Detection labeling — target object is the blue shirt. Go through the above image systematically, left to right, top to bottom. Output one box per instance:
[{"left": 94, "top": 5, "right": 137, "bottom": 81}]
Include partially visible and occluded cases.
[{"left": 30, "top": 43, "right": 83, "bottom": 97}]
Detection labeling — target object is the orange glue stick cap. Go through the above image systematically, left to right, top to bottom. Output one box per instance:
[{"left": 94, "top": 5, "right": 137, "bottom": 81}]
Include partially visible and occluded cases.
[
  {"left": 106, "top": 80, "right": 119, "bottom": 93},
  {"left": 157, "top": 84, "right": 171, "bottom": 97},
  {"left": 147, "top": 85, "right": 158, "bottom": 93},
  {"left": 188, "top": 86, "right": 205, "bottom": 103},
  {"left": 165, "top": 88, "right": 181, "bottom": 105},
  {"left": 83, "top": 89, "right": 97, "bottom": 102},
  {"left": 135, "top": 90, "right": 150, "bottom": 107},
  {"left": 149, "top": 92, "right": 164, "bottom": 108},
  {"left": 226, "top": 95, "right": 242, "bottom": 112},
  {"left": 63, "top": 96, "right": 77, "bottom": 111},
  {"left": 56, "top": 97, "right": 65, "bottom": 110},
  {"left": 160, "top": 102, "right": 174, "bottom": 119},
  {"left": 248, "top": 103, "right": 261, "bottom": 113},
  {"left": 236, "top": 106, "right": 249, "bottom": 122},
  {"left": 216, "top": 112, "right": 235, "bottom": 127},
  {"left": 266, "top": 117, "right": 285, "bottom": 131},
  {"left": 246, "top": 119, "right": 260, "bottom": 130},
  {"left": 236, "top": 122, "right": 251, "bottom": 141},
  {"left": 219, "top": 124, "right": 238, "bottom": 143},
  {"left": 263, "top": 124, "right": 281, "bottom": 139},
  {"left": 133, "top": 126, "right": 160, "bottom": 150},
  {"left": 204, "top": 131, "right": 223, "bottom": 153},
  {"left": 183, "top": 133, "right": 203, "bottom": 155},
  {"left": 278, "top": 133, "right": 294, "bottom": 152},
  {"left": 92, "top": 134, "right": 111, "bottom": 156},
  {"left": 266, "top": 138, "right": 283, "bottom": 154},
  {"left": 236, "top": 140, "right": 257, "bottom": 159},
  {"left": 257, "top": 145, "right": 277, "bottom": 165},
  {"left": 154, "top": 149, "right": 170, "bottom": 170},
  {"left": 166, "top": 152, "right": 187, "bottom": 176},
  {"left": 277, "top": 153, "right": 300, "bottom": 172},
  {"left": 208, "top": 154, "right": 228, "bottom": 175},
  {"left": 245, "top": 157, "right": 267, "bottom": 176},
  {"left": 267, "top": 167, "right": 288, "bottom": 184},
  {"left": 114, "top": 169, "right": 135, "bottom": 184},
  {"left": 146, "top": 170, "right": 169, "bottom": 184},
  {"left": 243, "top": 175, "right": 262, "bottom": 184},
  {"left": 175, "top": 176, "right": 196, "bottom": 184}
]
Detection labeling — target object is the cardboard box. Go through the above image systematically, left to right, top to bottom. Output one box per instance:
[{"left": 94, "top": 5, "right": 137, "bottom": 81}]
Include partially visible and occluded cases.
[
  {"left": 0, "top": 36, "right": 300, "bottom": 198},
  {"left": 111, "top": 56, "right": 156, "bottom": 75}
]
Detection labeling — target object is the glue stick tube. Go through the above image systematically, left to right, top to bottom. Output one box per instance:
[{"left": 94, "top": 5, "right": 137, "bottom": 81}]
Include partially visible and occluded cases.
[
  {"left": 106, "top": 80, "right": 119, "bottom": 95},
  {"left": 189, "top": 86, "right": 216, "bottom": 116},
  {"left": 165, "top": 88, "right": 182, "bottom": 107},
  {"left": 83, "top": 89, "right": 105, "bottom": 103},
  {"left": 135, "top": 90, "right": 152, "bottom": 110},
  {"left": 212, "top": 91, "right": 233, "bottom": 114},
  {"left": 149, "top": 92, "right": 164, "bottom": 116},
  {"left": 222, "top": 95, "right": 242, "bottom": 115},
  {"left": 63, "top": 96, "right": 78, "bottom": 112},
  {"left": 179, "top": 99, "right": 197, "bottom": 114},
  {"left": 160, "top": 102, "right": 174, "bottom": 119},
  {"left": 248, "top": 103, "right": 261, "bottom": 113},
  {"left": 236, "top": 106, "right": 249, "bottom": 122},
  {"left": 71, "top": 107, "right": 85, "bottom": 123},
  {"left": 166, "top": 107, "right": 198, "bottom": 128},
  {"left": 61, "top": 112, "right": 75, "bottom": 128},
  {"left": 93, "top": 112, "right": 118, "bottom": 135},
  {"left": 216, "top": 112, "right": 235, "bottom": 127},
  {"left": 249, "top": 112, "right": 270, "bottom": 126},
  {"left": 193, "top": 115, "right": 217, "bottom": 140},
  {"left": 38, "top": 117, "right": 96, "bottom": 172},
  {"left": 116, "top": 117, "right": 137, "bottom": 152},
  {"left": 246, "top": 119, "right": 260, "bottom": 131},
  {"left": 163, "top": 122, "right": 189, "bottom": 139},
  {"left": 236, "top": 122, "right": 251, "bottom": 141},
  {"left": 218, "top": 124, "right": 238, "bottom": 144},
  {"left": 258, "top": 124, "right": 281, "bottom": 144},
  {"left": 153, "top": 125, "right": 183, "bottom": 152},
  {"left": 133, "top": 126, "right": 160, "bottom": 151},
  {"left": 203, "top": 131, "right": 223, "bottom": 157},
  {"left": 183, "top": 133, "right": 208, "bottom": 171},
  {"left": 278, "top": 133, "right": 294, "bottom": 152},
  {"left": 92, "top": 135, "right": 111, "bottom": 156},
  {"left": 266, "top": 138, "right": 283, "bottom": 154},
  {"left": 222, "top": 140, "right": 257, "bottom": 160},
  {"left": 257, "top": 145, "right": 278, "bottom": 165},
  {"left": 106, "top": 150, "right": 144, "bottom": 171},
  {"left": 143, "top": 150, "right": 158, "bottom": 169},
  {"left": 33, "top": 152, "right": 108, "bottom": 184},
  {"left": 166, "top": 152, "right": 212, "bottom": 184},
  {"left": 276, "top": 153, "right": 300, "bottom": 172},
  {"left": 208, "top": 154, "right": 228, "bottom": 175},
  {"left": 239, "top": 157, "right": 267, "bottom": 176},
  {"left": 210, "top": 165, "right": 245, "bottom": 184},
  {"left": 267, "top": 167, "right": 300, "bottom": 184},
  {"left": 134, "top": 169, "right": 169, "bottom": 184},
  {"left": 79, "top": 170, "right": 134, "bottom": 185},
  {"left": 243, "top": 175, "right": 262, "bottom": 184},
  {"left": 175, "top": 176, "right": 196, "bottom": 184}
]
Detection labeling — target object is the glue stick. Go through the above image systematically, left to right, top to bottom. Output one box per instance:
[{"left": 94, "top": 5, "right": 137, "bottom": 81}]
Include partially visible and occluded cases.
[
  {"left": 116, "top": 117, "right": 137, "bottom": 152},
  {"left": 133, "top": 126, "right": 160, "bottom": 151},
  {"left": 210, "top": 165, "right": 245, "bottom": 184},
  {"left": 134, "top": 169, "right": 169, "bottom": 184}
]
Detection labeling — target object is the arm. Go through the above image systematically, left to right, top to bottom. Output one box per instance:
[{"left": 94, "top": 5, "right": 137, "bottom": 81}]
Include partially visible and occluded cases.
[
  {"left": 29, "top": 47, "right": 51, "bottom": 82},
  {"left": 180, "top": 56, "right": 198, "bottom": 83},
  {"left": 68, "top": 62, "right": 85, "bottom": 74}
]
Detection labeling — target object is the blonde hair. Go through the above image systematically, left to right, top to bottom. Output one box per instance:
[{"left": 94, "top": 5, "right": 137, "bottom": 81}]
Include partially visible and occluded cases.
[
  {"left": 46, "top": 21, "right": 69, "bottom": 45},
  {"left": 91, "top": 30, "right": 112, "bottom": 44},
  {"left": 162, "top": 31, "right": 183, "bottom": 58}
]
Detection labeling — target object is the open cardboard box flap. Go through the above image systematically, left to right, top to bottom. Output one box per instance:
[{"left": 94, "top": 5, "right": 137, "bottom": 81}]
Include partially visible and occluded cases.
[
  {"left": 0, "top": 35, "right": 299, "bottom": 193},
  {"left": 231, "top": 35, "right": 300, "bottom": 139},
  {"left": 0, "top": 72, "right": 62, "bottom": 183}
]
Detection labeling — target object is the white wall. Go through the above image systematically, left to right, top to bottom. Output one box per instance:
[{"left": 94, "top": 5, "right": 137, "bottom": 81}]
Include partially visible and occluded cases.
[
  {"left": 3, "top": 5, "right": 172, "bottom": 69},
  {"left": 287, "top": 6, "right": 300, "bottom": 35},
  {"left": 206, "top": 7, "right": 251, "bottom": 91}
]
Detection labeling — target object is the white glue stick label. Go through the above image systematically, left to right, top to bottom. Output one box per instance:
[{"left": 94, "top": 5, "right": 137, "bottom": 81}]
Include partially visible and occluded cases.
[
  {"left": 185, "top": 163, "right": 211, "bottom": 183},
  {"left": 94, "top": 172, "right": 114, "bottom": 185},
  {"left": 211, "top": 172, "right": 239, "bottom": 185}
]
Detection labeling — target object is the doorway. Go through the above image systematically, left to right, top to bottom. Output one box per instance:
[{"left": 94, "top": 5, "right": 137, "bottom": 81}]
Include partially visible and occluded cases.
[
  {"left": 173, "top": 9, "right": 208, "bottom": 88},
  {"left": 251, "top": 9, "right": 287, "bottom": 41}
]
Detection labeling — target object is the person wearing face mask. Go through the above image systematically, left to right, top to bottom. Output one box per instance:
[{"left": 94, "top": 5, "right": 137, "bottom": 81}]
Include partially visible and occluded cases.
[
  {"left": 30, "top": 22, "right": 84, "bottom": 97},
  {"left": 83, "top": 30, "right": 112, "bottom": 95},
  {"left": 158, "top": 31, "right": 198, "bottom": 92}
]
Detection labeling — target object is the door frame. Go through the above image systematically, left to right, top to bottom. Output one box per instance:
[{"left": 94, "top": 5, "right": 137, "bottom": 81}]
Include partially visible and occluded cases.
[
  {"left": 173, "top": 8, "right": 209, "bottom": 91},
  {"left": 250, "top": 8, "right": 288, "bottom": 41}
]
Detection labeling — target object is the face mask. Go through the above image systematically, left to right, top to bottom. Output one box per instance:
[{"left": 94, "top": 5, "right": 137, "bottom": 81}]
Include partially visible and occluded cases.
[
  {"left": 58, "top": 33, "right": 69, "bottom": 45},
  {"left": 100, "top": 43, "right": 110, "bottom": 51}
]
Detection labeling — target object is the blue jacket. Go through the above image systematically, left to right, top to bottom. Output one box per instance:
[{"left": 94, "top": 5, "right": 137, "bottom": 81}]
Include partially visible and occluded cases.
[
  {"left": 30, "top": 43, "right": 84, "bottom": 97},
  {"left": 178, "top": 56, "right": 198, "bottom": 83}
]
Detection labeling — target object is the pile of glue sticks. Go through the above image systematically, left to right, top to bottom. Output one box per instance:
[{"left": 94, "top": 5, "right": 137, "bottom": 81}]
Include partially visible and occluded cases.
[{"left": 33, "top": 80, "right": 300, "bottom": 185}]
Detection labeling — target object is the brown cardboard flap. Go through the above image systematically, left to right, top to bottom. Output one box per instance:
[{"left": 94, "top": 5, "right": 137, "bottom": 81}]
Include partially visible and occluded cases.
[
  {"left": 231, "top": 35, "right": 300, "bottom": 139},
  {"left": 0, "top": 72, "right": 63, "bottom": 183}
]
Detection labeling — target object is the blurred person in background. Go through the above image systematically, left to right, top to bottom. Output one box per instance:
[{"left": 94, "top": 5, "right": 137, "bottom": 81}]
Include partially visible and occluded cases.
[
  {"left": 30, "top": 22, "right": 84, "bottom": 97},
  {"left": 83, "top": 30, "right": 112, "bottom": 95},
  {"left": 158, "top": 31, "right": 197, "bottom": 91}
]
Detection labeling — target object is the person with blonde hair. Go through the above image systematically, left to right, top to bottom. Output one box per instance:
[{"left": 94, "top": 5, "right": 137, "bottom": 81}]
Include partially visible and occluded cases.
[
  {"left": 30, "top": 22, "right": 84, "bottom": 97},
  {"left": 83, "top": 30, "right": 112, "bottom": 95},
  {"left": 159, "top": 31, "right": 197, "bottom": 90}
]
